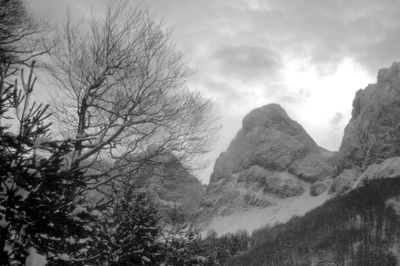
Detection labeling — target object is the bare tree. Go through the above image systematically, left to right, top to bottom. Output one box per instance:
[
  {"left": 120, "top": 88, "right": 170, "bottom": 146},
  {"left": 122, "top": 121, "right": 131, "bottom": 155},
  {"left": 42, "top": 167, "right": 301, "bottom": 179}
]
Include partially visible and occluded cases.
[{"left": 46, "top": 0, "right": 216, "bottom": 186}]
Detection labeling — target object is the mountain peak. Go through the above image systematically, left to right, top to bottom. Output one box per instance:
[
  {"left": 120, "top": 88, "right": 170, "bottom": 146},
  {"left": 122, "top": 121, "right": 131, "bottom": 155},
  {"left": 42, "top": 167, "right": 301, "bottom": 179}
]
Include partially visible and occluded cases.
[
  {"left": 377, "top": 62, "right": 400, "bottom": 83},
  {"left": 210, "top": 103, "right": 334, "bottom": 184},
  {"left": 242, "top": 103, "right": 289, "bottom": 131},
  {"left": 200, "top": 104, "right": 336, "bottom": 230}
]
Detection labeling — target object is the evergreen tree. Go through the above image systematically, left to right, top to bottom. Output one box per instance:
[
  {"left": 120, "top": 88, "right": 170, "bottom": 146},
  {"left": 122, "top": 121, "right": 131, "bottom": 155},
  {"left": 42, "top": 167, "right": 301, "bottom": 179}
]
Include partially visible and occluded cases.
[
  {"left": 0, "top": 63, "right": 96, "bottom": 265},
  {"left": 91, "top": 185, "right": 163, "bottom": 266},
  {"left": 161, "top": 207, "right": 207, "bottom": 265},
  {"left": 202, "top": 231, "right": 250, "bottom": 265}
]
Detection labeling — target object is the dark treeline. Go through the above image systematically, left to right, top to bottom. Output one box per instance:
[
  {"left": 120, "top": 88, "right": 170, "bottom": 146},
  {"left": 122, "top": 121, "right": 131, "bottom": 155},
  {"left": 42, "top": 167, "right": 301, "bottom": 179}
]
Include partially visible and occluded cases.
[
  {"left": 226, "top": 178, "right": 400, "bottom": 266},
  {"left": 200, "top": 230, "right": 251, "bottom": 265}
]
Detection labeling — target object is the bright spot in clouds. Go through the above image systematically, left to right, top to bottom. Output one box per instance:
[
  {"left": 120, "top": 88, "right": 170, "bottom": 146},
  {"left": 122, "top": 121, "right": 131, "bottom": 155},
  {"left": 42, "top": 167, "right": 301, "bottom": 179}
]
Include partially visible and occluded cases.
[{"left": 281, "top": 58, "right": 372, "bottom": 150}]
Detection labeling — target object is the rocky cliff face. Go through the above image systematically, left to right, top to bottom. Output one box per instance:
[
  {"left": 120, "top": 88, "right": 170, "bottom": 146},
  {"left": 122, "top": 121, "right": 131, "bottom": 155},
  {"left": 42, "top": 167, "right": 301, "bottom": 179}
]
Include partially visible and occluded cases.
[
  {"left": 329, "top": 62, "right": 400, "bottom": 195},
  {"left": 339, "top": 62, "right": 400, "bottom": 168},
  {"left": 199, "top": 104, "right": 336, "bottom": 231}
]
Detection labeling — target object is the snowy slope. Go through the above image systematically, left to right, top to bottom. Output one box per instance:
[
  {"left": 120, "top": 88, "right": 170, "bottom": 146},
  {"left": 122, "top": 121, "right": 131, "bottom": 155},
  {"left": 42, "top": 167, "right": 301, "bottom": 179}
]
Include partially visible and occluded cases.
[{"left": 204, "top": 187, "right": 331, "bottom": 235}]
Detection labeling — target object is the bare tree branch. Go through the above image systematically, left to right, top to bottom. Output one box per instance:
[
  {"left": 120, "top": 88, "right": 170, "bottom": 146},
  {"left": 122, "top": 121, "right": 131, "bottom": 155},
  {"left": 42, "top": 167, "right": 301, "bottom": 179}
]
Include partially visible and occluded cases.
[{"left": 45, "top": 0, "right": 218, "bottom": 185}]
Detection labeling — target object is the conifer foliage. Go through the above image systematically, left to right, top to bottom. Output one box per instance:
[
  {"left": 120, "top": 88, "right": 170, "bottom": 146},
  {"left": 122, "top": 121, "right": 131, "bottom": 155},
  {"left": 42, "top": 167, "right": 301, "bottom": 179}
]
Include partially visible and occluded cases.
[
  {"left": 0, "top": 63, "right": 96, "bottom": 265},
  {"left": 92, "top": 185, "right": 163, "bottom": 266},
  {"left": 161, "top": 207, "right": 207, "bottom": 265},
  {"left": 201, "top": 230, "right": 250, "bottom": 265}
]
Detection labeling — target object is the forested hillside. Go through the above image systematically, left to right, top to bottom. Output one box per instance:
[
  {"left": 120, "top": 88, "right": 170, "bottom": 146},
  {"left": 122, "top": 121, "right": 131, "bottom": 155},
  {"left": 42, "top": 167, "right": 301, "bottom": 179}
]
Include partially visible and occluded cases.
[{"left": 228, "top": 177, "right": 400, "bottom": 265}]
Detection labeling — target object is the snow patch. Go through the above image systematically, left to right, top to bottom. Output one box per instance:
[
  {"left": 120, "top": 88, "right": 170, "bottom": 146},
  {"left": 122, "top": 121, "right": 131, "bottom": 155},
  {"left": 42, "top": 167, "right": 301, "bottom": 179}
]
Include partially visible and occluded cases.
[
  {"left": 16, "top": 188, "right": 30, "bottom": 201},
  {"left": 205, "top": 188, "right": 331, "bottom": 236},
  {"left": 69, "top": 205, "right": 87, "bottom": 216},
  {"left": 0, "top": 215, "right": 10, "bottom": 228},
  {"left": 25, "top": 248, "right": 47, "bottom": 266},
  {"left": 57, "top": 253, "right": 70, "bottom": 261}
]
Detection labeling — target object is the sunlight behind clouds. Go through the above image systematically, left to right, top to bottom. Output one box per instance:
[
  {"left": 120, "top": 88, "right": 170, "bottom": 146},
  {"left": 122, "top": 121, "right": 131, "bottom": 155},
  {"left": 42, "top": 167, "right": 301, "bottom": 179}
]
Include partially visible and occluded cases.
[{"left": 281, "top": 58, "right": 372, "bottom": 150}]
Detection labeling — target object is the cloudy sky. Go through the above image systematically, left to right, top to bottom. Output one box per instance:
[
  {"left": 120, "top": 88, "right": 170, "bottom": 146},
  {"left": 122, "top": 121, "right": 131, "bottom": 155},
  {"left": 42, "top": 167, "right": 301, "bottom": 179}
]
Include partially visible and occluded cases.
[{"left": 29, "top": 0, "right": 400, "bottom": 183}]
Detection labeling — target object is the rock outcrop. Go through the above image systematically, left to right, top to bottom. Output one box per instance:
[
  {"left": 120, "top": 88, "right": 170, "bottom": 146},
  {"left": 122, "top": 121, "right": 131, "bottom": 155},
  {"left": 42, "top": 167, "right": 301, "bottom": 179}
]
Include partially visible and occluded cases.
[
  {"left": 330, "top": 62, "right": 400, "bottom": 195},
  {"left": 339, "top": 62, "right": 400, "bottom": 168},
  {"left": 200, "top": 104, "right": 336, "bottom": 228},
  {"left": 211, "top": 104, "right": 336, "bottom": 184},
  {"left": 358, "top": 156, "right": 400, "bottom": 183},
  {"left": 330, "top": 157, "right": 400, "bottom": 195},
  {"left": 237, "top": 166, "right": 305, "bottom": 198},
  {"left": 329, "top": 168, "right": 360, "bottom": 194},
  {"left": 310, "top": 181, "right": 329, "bottom": 196}
]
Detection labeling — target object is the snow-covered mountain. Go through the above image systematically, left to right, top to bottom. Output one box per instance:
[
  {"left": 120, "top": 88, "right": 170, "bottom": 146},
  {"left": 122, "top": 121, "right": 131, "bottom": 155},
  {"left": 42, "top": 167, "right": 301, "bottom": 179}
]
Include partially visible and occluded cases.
[
  {"left": 198, "top": 62, "right": 400, "bottom": 235},
  {"left": 198, "top": 103, "right": 336, "bottom": 234}
]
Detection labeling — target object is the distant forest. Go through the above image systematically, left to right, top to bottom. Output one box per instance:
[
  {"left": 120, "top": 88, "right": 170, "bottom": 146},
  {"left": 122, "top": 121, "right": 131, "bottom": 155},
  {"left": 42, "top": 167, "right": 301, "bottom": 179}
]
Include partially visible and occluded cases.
[{"left": 227, "top": 178, "right": 400, "bottom": 266}]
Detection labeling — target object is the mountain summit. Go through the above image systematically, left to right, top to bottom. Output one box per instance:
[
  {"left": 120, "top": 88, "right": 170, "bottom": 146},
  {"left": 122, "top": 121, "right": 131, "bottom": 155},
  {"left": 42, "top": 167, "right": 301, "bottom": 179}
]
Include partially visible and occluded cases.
[
  {"left": 211, "top": 103, "right": 335, "bottom": 184},
  {"left": 199, "top": 104, "right": 336, "bottom": 234}
]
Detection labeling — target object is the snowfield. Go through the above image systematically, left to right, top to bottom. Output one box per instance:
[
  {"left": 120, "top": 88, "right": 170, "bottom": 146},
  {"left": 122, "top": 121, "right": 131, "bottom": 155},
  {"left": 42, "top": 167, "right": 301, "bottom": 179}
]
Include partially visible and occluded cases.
[{"left": 205, "top": 187, "right": 331, "bottom": 236}]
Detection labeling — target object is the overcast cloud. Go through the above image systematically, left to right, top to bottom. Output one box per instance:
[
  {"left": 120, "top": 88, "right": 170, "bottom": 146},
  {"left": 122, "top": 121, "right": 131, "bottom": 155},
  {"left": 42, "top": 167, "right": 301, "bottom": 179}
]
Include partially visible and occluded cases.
[{"left": 29, "top": 0, "right": 400, "bottom": 183}]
